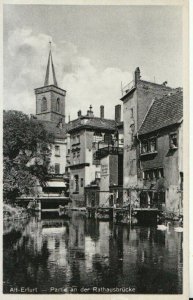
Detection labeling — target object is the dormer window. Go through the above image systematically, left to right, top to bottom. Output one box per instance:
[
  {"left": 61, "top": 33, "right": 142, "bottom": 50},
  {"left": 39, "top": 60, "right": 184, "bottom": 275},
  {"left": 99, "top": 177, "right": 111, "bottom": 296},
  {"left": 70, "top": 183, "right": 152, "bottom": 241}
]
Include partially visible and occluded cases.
[
  {"left": 41, "top": 97, "right": 47, "bottom": 112},
  {"left": 169, "top": 133, "right": 178, "bottom": 149}
]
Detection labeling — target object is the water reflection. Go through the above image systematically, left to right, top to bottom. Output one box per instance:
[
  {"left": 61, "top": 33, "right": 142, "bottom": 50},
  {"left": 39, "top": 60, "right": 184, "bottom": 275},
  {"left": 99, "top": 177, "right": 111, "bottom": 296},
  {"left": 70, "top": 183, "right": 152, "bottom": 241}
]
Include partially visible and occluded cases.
[{"left": 3, "top": 211, "right": 183, "bottom": 294}]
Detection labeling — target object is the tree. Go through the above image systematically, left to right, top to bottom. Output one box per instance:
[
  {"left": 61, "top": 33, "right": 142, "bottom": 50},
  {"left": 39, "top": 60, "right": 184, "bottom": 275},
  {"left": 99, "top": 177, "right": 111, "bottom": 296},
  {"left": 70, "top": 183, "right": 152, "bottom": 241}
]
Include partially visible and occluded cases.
[{"left": 3, "top": 110, "right": 55, "bottom": 202}]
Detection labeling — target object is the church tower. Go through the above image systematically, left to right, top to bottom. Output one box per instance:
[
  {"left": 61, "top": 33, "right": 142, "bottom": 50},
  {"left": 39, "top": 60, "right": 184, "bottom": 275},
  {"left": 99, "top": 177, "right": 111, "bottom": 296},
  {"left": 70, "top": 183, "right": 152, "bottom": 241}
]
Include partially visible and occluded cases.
[{"left": 35, "top": 43, "right": 66, "bottom": 123}]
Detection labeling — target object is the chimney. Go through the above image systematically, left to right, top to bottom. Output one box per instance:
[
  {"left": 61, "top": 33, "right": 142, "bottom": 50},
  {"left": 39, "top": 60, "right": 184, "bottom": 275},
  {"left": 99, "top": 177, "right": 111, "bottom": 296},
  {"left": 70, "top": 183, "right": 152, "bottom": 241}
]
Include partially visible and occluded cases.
[
  {"left": 134, "top": 67, "right": 141, "bottom": 84},
  {"left": 100, "top": 105, "right": 104, "bottom": 119},
  {"left": 115, "top": 105, "right": 121, "bottom": 123},
  {"left": 77, "top": 110, "right": 82, "bottom": 117}
]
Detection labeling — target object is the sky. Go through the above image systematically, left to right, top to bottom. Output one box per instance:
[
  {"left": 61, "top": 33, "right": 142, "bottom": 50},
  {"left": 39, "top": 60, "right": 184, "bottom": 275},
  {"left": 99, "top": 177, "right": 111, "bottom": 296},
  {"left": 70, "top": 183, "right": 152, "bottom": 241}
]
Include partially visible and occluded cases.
[{"left": 3, "top": 5, "right": 182, "bottom": 120}]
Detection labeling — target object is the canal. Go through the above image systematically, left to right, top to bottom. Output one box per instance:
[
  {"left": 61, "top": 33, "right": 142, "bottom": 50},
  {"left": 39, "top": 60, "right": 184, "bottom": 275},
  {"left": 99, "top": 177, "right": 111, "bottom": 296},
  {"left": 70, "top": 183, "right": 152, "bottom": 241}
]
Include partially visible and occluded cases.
[{"left": 3, "top": 211, "right": 183, "bottom": 294}]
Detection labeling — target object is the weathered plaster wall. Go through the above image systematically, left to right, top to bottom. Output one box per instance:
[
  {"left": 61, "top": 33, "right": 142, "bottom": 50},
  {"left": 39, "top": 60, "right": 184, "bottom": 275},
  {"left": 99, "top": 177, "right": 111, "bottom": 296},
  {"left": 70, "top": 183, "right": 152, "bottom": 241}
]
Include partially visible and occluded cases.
[
  {"left": 123, "top": 81, "right": 174, "bottom": 193},
  {"left": 123, "top": 91, "right": 138, "bottom": 188},
  {"left": 139, "top": 125, "right": 182, "bottom": 214},
  {"left": 50, "top": 138, "right": 67, "bottom": 174}
]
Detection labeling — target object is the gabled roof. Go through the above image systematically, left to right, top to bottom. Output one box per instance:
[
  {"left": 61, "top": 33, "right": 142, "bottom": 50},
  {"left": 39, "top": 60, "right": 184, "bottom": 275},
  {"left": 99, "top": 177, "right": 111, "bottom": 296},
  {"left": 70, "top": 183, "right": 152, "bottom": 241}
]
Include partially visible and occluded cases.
[
  {"left": 138, "top": 90, "right": 183, "bottom": 136},
  {"left": 67, "top": 116, "right": 117, "bottom": 133}
]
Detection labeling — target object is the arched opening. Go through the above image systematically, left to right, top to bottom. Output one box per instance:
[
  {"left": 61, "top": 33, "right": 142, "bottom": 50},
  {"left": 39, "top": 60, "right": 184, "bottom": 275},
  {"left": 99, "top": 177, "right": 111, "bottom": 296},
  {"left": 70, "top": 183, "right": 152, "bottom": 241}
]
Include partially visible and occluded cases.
[
  {"left": 41, "top": 97, "right": 47, "bottom": 112},
  {"left": 56, "top": 98, "right": 60, "bottom": 112}
]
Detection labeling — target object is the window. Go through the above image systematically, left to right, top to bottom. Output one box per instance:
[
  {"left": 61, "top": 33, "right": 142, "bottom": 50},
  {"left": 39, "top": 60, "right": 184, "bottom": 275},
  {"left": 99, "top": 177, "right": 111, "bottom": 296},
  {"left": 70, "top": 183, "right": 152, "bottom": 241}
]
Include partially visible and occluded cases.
[
  {"left": 41, "top": 97, "right": 47, "bottom": 112},
  {"left": 56, "top": 98, "right": 60, "bottom": 112},
  {"left": 130, "top": 108, "right": 134, "bottom": 118},
  {"left": 130, "top": 124, "right": 135, "bottom": 143},
  {"left": 93, "top": 132, "right": 103, "bottom": 143},
  {"left": 104, "top": 133, "right": 112, "bottom": 144},
  {"left": 169, "top": 133, "right": 178, "bottom": 149},
  {"left": 72, "top": 135, "right": 80, "bottom": 145},
  {"left": 77, "top": 135, "right": 80, "bottom": 143},
  {"left": 141, "top": 138, "right": 157, "bottom": 154},
  {"left": 149, "top": 138, "right": 156, "bottom": 152},
  {"left": 141, "top": 140, "right": 148, "bottom": 153},
  {"left": 55, "top": 145, "right": 60, "bottom": 156},
  {"left": 77, "top": 152, "right": 80, "bottom": 162},
  {"left": 137, "top": 159, "right": 141, "bottom": 169},
  {"left": 55, "top": 163, "right": 60, "bottom": 174},
  {"left": 143, "top": 168, "right": 164, "bottom": 180},
  {"left": 158, "top": 168, "right": 164, "bottom": 178},
  {"left": 153, "top": 169, "right": 158, "bottom": 179},
  {"left": 143, "top": 170, "right": 149, "bottom": 180},
  {"left": 149, "top": 170, "right": 154, "bottom": 180},
  {"left": 95, "top": 171, "right": 101, "bottom": 179},
  {"left": 180, "top": 172, "right": 183, "bottom": 190},
  {"left": 74, "top": 175, "right": 79, "bottom": 192},
  {"left": 81, "top": 178, "right": 84, "bottom": 187},
  {"left": 158, "top": 192, "right": 165, "bottom": 204}
]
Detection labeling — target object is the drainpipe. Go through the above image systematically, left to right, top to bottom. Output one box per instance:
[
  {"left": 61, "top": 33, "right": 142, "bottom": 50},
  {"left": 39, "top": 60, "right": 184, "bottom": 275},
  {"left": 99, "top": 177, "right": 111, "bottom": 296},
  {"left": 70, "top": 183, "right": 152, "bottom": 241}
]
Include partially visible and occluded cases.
[{"left": 136, "top": 132, "right": 141, "bottom": 153}]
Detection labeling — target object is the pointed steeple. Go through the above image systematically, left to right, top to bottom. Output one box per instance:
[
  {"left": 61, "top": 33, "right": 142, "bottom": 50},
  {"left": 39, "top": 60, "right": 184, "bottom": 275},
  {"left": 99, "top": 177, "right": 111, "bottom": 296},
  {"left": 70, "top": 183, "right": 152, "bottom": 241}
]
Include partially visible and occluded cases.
[{"left": 44, "top": 42, "right": 58, "bottom": 87}]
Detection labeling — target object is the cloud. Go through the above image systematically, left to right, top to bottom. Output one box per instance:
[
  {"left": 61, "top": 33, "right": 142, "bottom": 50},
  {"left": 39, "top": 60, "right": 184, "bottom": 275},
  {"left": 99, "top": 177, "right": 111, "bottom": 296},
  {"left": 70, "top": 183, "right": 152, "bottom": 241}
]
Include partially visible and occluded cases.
[{"left": 4, "top": 28, "right": 133, "bottom": 120}]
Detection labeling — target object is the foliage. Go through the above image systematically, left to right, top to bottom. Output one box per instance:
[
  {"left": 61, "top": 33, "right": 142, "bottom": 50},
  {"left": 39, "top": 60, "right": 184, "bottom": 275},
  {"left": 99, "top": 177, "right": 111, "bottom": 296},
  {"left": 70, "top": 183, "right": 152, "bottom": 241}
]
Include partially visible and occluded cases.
[{"left": 3, "top": 110, "right": 55, "bottom": 202}]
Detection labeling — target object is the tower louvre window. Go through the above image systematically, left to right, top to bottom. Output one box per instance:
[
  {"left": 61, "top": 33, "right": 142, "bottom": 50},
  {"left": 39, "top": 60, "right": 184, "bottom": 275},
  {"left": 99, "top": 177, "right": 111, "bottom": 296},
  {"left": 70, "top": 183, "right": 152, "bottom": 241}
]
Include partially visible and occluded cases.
[
  {"left": 41, "top": 97, "right": 47, "bottom": 112},
  {"left": 56, "top": 98, "right": 60, "bottom": 112}
]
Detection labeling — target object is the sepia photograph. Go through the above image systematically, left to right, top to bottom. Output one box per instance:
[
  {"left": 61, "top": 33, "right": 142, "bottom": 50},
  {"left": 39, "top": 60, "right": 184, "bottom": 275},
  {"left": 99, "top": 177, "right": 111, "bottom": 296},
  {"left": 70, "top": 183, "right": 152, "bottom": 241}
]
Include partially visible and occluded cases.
[{"left": 3, "top": 1, "right": 186, "bottom": 296}]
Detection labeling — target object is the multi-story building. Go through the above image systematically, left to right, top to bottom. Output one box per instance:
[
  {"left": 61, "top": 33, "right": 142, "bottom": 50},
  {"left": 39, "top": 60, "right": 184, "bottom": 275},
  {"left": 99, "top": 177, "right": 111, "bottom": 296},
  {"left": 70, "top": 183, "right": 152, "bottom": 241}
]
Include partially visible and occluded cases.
[
  {"left": 34, "top": 47, "right": 68, "bottom": 195},
  {"left": 120, "top": 67, "right": 183, "bottom": 215},
  {"left": 137, "top": 90, "right": 183, "bottom": 215},
  {"left": 67, "top": 105, "right": 123, "bottom": 207}
]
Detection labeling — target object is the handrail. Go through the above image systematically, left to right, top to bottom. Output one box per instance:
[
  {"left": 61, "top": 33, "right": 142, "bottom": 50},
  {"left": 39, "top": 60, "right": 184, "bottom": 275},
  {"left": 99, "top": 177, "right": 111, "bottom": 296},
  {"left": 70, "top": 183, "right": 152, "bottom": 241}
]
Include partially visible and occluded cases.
[
  {"left": 121, "top": 80, "right": 135, "bottom": 95},
  {"left": 95, "top": 146, "right": 123, "bottom": 159}
]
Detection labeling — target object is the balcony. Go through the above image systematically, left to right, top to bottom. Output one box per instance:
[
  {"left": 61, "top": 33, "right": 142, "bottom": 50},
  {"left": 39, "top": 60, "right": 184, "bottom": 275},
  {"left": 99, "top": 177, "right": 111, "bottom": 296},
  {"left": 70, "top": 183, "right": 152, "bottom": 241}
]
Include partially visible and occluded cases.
[
  {"left": 121, "top": 80, "right": 135, "bottom": 96},
  {"left": 95, "top": 146, "right": 123, "bottom": 160}
]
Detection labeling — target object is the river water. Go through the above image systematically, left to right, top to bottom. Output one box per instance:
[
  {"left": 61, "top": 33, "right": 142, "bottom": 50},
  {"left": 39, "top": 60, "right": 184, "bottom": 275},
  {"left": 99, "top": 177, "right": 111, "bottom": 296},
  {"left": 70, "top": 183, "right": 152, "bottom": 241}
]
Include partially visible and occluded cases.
[{"left": 3, "top": 211, "right": 183, "bottom": 294}]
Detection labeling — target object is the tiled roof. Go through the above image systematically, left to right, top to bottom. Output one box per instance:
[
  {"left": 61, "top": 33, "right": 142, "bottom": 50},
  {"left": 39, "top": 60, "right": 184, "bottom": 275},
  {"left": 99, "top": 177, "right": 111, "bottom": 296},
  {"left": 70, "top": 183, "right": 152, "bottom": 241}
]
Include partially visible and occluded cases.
[
  {"left": 138, "top": 90, "right": 183, "bottom": 135},
  {"left": 67, "top": 116, "right": 117, "bottom": 133},
  {"left": 39, "top": 120, "right": 67, "bottom": 139}
]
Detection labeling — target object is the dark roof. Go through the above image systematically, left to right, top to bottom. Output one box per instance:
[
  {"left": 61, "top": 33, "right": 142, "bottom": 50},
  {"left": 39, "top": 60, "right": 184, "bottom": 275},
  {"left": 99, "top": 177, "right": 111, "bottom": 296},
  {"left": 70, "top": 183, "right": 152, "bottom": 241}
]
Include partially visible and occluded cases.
[
  {"left": 138, "top": 90, "right": 183, "bottom": 136},
  {"left": 67, "top": 116, "right": 117, "bottom": 133},
  {"left": 39, "top": 120, "right": 67, "bottom": 139}
]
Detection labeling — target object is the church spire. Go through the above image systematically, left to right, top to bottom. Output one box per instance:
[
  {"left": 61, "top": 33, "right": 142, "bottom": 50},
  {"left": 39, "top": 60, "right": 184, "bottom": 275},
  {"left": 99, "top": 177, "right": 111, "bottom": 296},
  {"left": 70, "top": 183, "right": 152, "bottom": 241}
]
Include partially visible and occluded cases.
[{"left": 44, "top": 42, "right": 58, "bottom": 87}]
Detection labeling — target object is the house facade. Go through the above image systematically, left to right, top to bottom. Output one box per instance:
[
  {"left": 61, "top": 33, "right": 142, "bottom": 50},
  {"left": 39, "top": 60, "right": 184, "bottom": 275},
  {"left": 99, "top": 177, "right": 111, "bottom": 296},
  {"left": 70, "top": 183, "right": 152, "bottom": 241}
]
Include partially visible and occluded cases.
[
  {"left": 121, "top": 67, "right": 183, "bottom": 215},
  {"left": 137, "top": 90, "right": 183, "bottom": 215},
  {"left": 67, "top": 105, "right": 123, "bottom": 207}
]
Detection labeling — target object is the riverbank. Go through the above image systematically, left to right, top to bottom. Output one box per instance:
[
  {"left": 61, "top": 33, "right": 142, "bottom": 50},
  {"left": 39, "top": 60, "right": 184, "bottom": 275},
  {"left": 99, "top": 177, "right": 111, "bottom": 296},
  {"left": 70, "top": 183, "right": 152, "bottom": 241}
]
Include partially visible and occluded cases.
[{"left": 3, "top": 203, "right": 30, "bottom": 236}]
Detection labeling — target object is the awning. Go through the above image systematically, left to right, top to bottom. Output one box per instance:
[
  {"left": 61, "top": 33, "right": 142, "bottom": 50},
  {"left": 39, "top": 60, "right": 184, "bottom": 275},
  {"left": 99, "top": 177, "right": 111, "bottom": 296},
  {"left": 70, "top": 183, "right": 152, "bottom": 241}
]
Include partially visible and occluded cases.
[{"left": 46, "top": 181, "right": 67, "bottom": 187}]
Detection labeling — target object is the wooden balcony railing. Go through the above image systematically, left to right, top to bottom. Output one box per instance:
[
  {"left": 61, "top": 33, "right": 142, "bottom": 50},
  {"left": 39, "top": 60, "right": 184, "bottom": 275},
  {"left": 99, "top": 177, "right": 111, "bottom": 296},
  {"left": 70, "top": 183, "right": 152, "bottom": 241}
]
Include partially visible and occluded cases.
[{"left": 95, "top": 146, "right": 123, "bottom": 160}]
